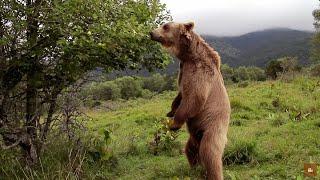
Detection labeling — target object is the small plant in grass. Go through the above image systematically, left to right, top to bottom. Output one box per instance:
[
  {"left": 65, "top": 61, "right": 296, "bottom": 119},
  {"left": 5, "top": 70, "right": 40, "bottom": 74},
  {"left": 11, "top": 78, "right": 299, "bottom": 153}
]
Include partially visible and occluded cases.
[
  {"left": 238, "top": 81, "right": 250, "bottom": 88},
  {"left": 272, "top": 97, "right": 280, "bottom": 108},
  {"left": 230, "top": 99, "right": 252, "bottom": 111},
  {"left": 268, "top": 113, "right": 287, "bottom": 127},
  {"left": 149, "top": 118, "right": 182, "bottom": 156},
  {"left": 271, "top": 118, "right": 286, "bottom": 127},
  {"left": 230, "top": 119, "right": 243, "bottom": 126},
  {"left": 87, "top": 128, "right": 117, "bottom": 166},
  {"left": 125, "top": 132, "right": 140, "bottom": 156},
  {"left": 223, "top": 140, "right": 258, "bottom": 165}
]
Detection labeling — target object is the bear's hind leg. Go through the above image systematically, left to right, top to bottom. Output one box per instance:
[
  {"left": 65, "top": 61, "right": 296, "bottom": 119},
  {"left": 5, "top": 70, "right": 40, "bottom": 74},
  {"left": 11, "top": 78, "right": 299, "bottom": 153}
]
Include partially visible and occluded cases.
[
  {"left": 199, "top": 130, "right": 226, "bottom": 180},
  {"left": 185, "top": 136, "right": 200, "bottom": 167}
]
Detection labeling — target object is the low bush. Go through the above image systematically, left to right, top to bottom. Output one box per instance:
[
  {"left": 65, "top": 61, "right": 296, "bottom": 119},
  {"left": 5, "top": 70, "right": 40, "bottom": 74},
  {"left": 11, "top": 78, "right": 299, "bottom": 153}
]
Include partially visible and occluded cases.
[
  {"left": 221, "top": 64, "right": 266, "bottom": 83},
  {"left": 310, "top": 64, "right": 320, "bottom": 77},
  {"left": 143, "top": 73, "right": 167, "bottom": 93},
  {"left": 115, "top": 76, "right": 143, "bottom": 100},
  {"left": 83, "top": 81, "right": 121, "bottom": 101}
]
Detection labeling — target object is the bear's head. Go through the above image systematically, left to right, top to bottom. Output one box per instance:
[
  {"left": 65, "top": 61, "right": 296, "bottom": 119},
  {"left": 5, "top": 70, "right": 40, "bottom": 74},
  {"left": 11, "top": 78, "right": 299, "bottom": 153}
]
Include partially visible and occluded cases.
[{"left": 150, "top": 22, "right": 194, "bottom": 57}]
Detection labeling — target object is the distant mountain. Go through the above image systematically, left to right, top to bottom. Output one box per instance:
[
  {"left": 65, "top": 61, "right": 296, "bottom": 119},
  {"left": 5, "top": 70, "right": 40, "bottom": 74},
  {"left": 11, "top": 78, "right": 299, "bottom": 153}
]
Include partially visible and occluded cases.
[{"left": 203, "top": 28, "right": 313, "bottom": 67}]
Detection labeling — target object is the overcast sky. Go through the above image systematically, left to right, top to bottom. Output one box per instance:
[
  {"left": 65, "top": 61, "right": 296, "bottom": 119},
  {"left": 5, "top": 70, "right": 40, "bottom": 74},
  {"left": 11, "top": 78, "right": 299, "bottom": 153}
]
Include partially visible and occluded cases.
[{"left": 161, "top": 0, "right": 319, "bottom": 36}]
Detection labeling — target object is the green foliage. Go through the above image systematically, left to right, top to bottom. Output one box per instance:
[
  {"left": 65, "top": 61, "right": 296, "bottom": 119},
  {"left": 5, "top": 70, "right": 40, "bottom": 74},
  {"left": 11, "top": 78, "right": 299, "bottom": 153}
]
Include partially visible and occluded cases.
[
  {"left": 0, "top": 0, "right": 170, "bottom": 164},
  {"left": 1, "top": 0, "right": 171, "bottom": 87},
  {"left": 312, "top": 8, "right": 320, "bottom": 63},
  {"left": 265, "top": 57, "right": 301, "bottom": 79},
  {"left": 265, "top": 60, "right": 283, "bottom": 79},
  {"left": 221, "top": 64, "right": 266, "bottom": 83},
  {"left": 221, "top": 64, "right": 235, "bottom": 84},
  {"left": 82, "top": 65, "right": 269, "bottom": 105},
  {"left": 246, "top": 67, "right": 267, "bottom": 81},
  {"left": 142, "top": 73, "right": 177, "bottom": 93},
  {"left": 143, "top": 73, "right": 166, "bottom": 93},
  {"left": 82, "top": 74, "right": 178, "bottom": 103},
  {"left": 163, "top": 74, "right": 179, "bottom": 91},
  {"left": 115, "top": 76, "right": 143, "bottom": 99},
  {"left": 83, "top": 81, "right": 121, "bottom": 101},
  {"left": 87, "top": 128, "right": 116, "bottom": 162}
]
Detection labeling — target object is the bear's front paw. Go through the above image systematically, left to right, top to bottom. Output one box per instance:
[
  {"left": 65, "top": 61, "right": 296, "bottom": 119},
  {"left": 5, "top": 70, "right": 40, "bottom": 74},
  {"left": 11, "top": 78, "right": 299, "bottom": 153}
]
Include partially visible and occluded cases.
[{"left": 169, "top": 122, "right": 182, "bottom": 131}]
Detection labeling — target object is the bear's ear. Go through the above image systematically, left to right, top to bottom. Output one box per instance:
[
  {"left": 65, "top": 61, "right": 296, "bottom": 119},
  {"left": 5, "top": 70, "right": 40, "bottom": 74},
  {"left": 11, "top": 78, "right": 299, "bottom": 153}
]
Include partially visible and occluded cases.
[{"left": 184, "top": 22, "right": 194, "bottom": 31}]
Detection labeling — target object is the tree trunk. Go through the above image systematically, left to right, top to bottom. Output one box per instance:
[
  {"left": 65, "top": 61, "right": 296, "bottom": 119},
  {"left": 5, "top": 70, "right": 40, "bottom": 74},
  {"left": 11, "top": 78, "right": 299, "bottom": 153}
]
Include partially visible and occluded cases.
[
  {"left": 23, "top": 0, "right": 41, "bottom": 165},
  {"left": 0, "top": 7, "right": 5, "bottom": 126},
  {"left": 24, "top": 73, "right": 39, "bottom": 165},
  {"left": 41, "top": 89, "right": 60, "bottom": 142}
]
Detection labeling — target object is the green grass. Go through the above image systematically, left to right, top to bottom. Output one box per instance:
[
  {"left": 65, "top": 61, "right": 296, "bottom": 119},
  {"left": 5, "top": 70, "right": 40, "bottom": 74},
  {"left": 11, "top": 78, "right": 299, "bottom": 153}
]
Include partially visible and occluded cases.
[{"left": 1, "top": 76, "right": 320, "bottom": 179}]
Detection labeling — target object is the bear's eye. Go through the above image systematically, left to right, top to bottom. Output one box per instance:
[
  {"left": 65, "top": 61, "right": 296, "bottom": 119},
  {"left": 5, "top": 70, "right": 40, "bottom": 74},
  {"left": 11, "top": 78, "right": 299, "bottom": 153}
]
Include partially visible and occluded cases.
[{"left": 163, "top": 24, "right": 169, "bottom": 31}]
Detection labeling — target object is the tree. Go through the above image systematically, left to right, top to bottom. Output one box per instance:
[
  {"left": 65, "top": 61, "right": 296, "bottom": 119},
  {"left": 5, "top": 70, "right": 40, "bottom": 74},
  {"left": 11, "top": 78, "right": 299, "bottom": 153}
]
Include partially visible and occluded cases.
[
  {"left": 0, "top": 0, "right": 170, "bottom": 165},
  {"left": 312, "top": 7, "right": 320, "bottom": 63},
  {"left": 265, "top": 57, "right": 300, "bottom": 79},
  {"left": 265, "top": 60, "right": 283, "bottom": 79}
]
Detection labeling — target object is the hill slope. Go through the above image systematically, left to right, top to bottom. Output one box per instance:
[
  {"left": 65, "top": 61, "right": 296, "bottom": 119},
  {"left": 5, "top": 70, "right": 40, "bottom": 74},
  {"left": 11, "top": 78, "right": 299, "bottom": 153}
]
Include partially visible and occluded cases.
[{"left": 204, "top": 28, "right": 313, "bottom": 67}]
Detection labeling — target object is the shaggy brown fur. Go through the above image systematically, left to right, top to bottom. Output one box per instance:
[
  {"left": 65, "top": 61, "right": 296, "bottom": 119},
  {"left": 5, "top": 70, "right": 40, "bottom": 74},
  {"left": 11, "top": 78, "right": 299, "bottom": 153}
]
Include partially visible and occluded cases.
[{"left": 151, "top": 22, "right": 231, "bottom": 180}]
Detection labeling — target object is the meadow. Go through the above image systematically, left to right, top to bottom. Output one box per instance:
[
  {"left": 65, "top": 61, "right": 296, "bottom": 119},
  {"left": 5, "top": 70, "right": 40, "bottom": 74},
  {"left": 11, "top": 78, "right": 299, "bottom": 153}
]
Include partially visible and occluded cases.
[{"left": 2, "top": 76, "right": 319, "bottom": 179}]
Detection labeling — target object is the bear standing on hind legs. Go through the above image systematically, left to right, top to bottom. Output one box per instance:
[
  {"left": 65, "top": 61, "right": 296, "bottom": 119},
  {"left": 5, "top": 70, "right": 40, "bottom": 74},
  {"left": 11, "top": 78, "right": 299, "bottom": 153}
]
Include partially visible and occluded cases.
[{"left": 150, "top": 22, "right": 231, "bottom": 180}]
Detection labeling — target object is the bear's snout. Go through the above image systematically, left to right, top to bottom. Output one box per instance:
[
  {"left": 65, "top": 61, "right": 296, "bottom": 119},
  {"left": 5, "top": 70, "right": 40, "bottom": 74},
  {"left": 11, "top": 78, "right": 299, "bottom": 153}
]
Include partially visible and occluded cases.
[
  {"left": 149, "top": 31, "right": 155, "bottom": 39},
  {"left": 150, "top": 31, "right": 162, "bottom": 43}
]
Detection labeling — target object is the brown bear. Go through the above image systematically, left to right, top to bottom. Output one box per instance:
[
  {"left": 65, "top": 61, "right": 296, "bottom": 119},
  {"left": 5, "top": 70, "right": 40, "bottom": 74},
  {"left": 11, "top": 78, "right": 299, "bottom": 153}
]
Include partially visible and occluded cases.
[{"left": 150, "top": 22, "right": 231, "bottom": 180}]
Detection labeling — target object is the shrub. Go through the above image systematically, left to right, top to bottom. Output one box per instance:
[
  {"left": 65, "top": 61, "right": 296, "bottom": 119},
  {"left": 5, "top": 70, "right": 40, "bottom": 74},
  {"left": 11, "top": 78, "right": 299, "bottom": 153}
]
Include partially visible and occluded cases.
[
  {"left": 266, "top": 57, "right": 301, "bottom": 79},
  {"left": 265, "top": 60, "right": 283, "bottom": 79},
  {"left": 221, "top": 64, "right": 234, "bottom": 83},
  {"left": 310, "top": 64, "right": 320, "bottom": 77},
  {"left": 233, "top": 66, "right": 250, "bottom": 82},
  {"left": 246, "top": 67, "right": 266, "bottom": 81},
  {"left": 142, "top": 73, "right": 166, "bottom": 93},
  {"left": 143, "top": 73, "right": 178, "bottom": 93},
  {"left": 163, "top": 74, "right": 178, "bottom": 91},
  {"left": 115, "top": 76, "right": 143, "bottom": 99},
  {"left": 83, "top": 81, "right": 121, "bottom": 101},
  {"left": 141, "top": 89, "right": 154, "bottom": 99}
]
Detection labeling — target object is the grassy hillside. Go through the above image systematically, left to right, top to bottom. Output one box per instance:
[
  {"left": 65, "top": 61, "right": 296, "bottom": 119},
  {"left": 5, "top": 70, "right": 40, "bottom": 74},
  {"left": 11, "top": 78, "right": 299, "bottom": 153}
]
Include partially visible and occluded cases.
[{"left": 1, "top": 76, "right": 319, "bottom": 179}]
